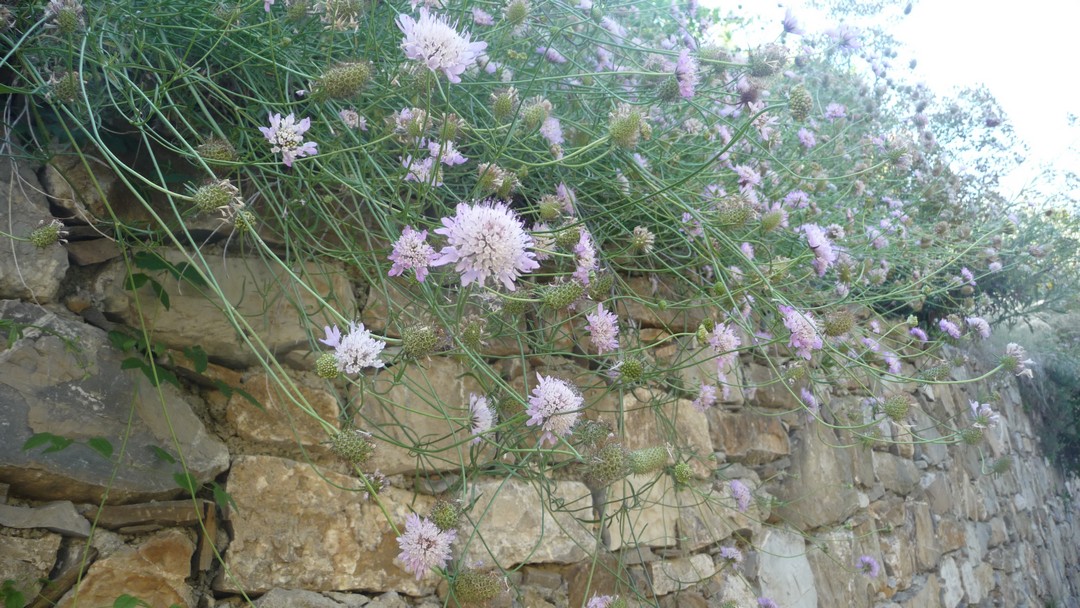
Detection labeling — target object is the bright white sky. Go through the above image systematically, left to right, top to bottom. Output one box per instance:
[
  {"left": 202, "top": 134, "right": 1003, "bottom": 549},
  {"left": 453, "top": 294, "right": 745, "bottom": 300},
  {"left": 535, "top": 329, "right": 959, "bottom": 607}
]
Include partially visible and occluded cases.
[{"left": 706, "top": 0, "right": 1080, "bottom": 203}]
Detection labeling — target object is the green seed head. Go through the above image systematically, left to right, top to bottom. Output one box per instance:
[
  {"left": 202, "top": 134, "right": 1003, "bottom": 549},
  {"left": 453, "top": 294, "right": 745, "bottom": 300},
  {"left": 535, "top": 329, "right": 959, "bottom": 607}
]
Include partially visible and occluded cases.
[
  {"left": 504, "top": 0, "right": 529, "bottom": 26},
  {"left": 315, "top": 62, "right": 373, "bottom": 100},
  {"left": 48, "top": 71, "right": 81, "bottom": 103},
  {"left": 491, "top": 87, "right": 519, "bottom": 122},
  {"left": 608, "top": 103, "right": 647, "bottom": 149},
  {"left": 198, "top": 138, "right": 237, "bottom": 164},
  {"left": 192, "top": 180, "right": 240, "bottom": 214},
  {"left": 29, "top": 219, "right": 66, "bottom": 248},
  {"left": 630, "top": 225, "right": 655, "bottom": 254},
  {"left": 554, "top": 226, "right": 582, "bottom": 250},
  {"left": 587, "top": 272, "right": 614, "bottom": 301},
  {"left": 541, "top": 281, "right": 584, "bottom": 310},
  {"left": 822, "top": 310, "right": 855, "bottom": 337},
  {"left": 460, "top": 315, "right": 487, "bottom": 351},
  {"left": 402, "top": 325, "right": 441, "bottom": 358},
  {"left": 315, "top": 353, "right": 339, "bottom": 379},
  {"left": 615, "top": 357, "right": 645, "bottom": 383},
  {"left": 881, "top": 394, "right": 911, "bottom": 422},
  {"left": 960, "top": 427, "right": 983, "bottom": 445},
  {"left": 330, "top": 429, "right": 375, "bottom": 465},
  {"left": 585, "top": 443, "right": 630, "bottom": 486},
  {"left": 628, "top": 446, "right": 668, "bottom": 475},
  {"left": 673, "top": 462, "right": 693, "bottom": 486},
  {"left": 429, "top": 500, "right": 462, "bottom": 532},
  {"left": 453, "top": 570, "right": 503, "bottom": 604}
]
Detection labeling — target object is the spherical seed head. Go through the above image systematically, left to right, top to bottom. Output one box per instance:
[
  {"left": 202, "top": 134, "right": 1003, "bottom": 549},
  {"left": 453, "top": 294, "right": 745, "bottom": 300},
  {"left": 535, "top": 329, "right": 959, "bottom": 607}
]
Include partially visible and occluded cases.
[
  {"left": 286, "top": 0, "right": 309, "bottom": 20},
  {"left": 504, "top": 0, "right": 529, "bottom": 26},
  {"left": 56, "top": 7, "right": 81, "bottom": 35},
  {"left": 750, "top": 43, "right": 788, "bottom": 77},
  {"left": 316, "top": 62, "right": 373, "bottom": 100},
  {"left": 48, "top": 72, "right": 80, "bottom": 103},
  {"left": 657, "top": 76, "right": 681, "bottom": 102},
  {"left": 789, "top": 85, "right": 813, "bottom": 121},
  {"left": 492, "top": 88, "right": 518, "bottom": 121},
  {"left": 522, "top": 98, "right": 550, "bottom": 129},
  {"left": 608, "top": 103, "right": 644, "bottom": 149},
  {"left": 198, "top": 138, "right": 237, "bottom": 164},
  {"left": 192, "top": 180, "right": 240, "bottom": 214},
  {"left": 538, "top": 195, "right": 563, "bottom": 221},
  {"left": 717, "top": 196, "right": 754, "bottom": 227},
  {"left": 761, "top": 209, "right": 785, "bottom": 232},
  {"left": 234, "top": 210, "right": 256, "bottom": 233},
  {"left": 29, "top": 220, "right": 65, "bottom": 248},
  {"left": 554, "top": 226, "right": 582, "bottom": 250},
  {"left": 630, "top": 226, "right": 655, "bottom": 254},
  {"left": 587, "top": 272, "right": 614, "bottom": 301},
  {"left": 541, "top": 281, "right": 584, "bottom": 310},
  {"left": 502, "top": 296, "right": 527, "bottom": 316},
  {"left": 822, "top": 310, "right": 855, "bottom": 337},
  {"left": 460, "top": 315, "right": 487, "bottom": 351},
  {"left": 402, "top": 325, "right": 441, "bottom": 358},
  {"left": 315, "top": 353, "right": 340, "bottom": 379},
  {"left": 616, "top": 357, "right": 644, "bottom": 383},
  {"left": 918, "top": 365, "right": 951, "bottom": 383},
  {"left": 881, "top": 394, "right": 911, "bottom": 422},
  {"left": 574, "top": 420, "right": 611, "bottom": 452},
  {"left": 960, "top": 427, "right": 983, "bottom": 445},
  {"left": 330, "top": 429, "right": 375, "bottom": 465},
  {"left": 586, "top": 443, "right": 630, "bottom": 486},
  {"left": 628, "top": 446, "right": 668, "bottom": 475},
  {"left": 991, "top": 456, "right": 1012, "bottom": 475},
  {"left": 673, "top": 462, "right": 693, "bottom": 486},
  {"left": 363, "top": 470, "right": 387, "bottom": 498},
  {"left": 429, "top": 500, "right": 461, "bottom": 532},
  {"left": 454, "top": 570, "right": 503, "bottom": 603},
  {"left": 609, "top": 599, "right": 628, "bottom": 608}
]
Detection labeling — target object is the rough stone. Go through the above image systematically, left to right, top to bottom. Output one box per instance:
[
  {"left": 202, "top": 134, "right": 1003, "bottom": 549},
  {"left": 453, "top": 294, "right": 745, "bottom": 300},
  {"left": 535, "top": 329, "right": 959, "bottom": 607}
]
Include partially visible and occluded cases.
[
  {"left": 0, "top": 161, "right": 68, "bottom": 303},
  {"left": 92, "top": 249, "right": 354, "bottom": 367},
  {"left": 619, "top": 276, "right": 708, "bottom": 332},
  {"left": 0, "top": 300, "right": 229, "bottom": 503},
  {"left": 360, "top": 356, "right": 486, "bottom": 475},
  {"left": 744, "top": 363, "right": 805, "bottom": 409},
  {"left": 225, "top": 370, "right": 340, "bottom": 458},
  {"left": 623, "top": 387, "right": 713, "bottom": 479},
  {"left": 709, "top": 410, "right": 789, "bottom": 464},
  {"left": 772, "top": 426, "right": 859, "bottom": 530},
  {"left": 873, "top": 451, "right": 920, "bottom": 496},
  {"left": 219, "top": 455, "right": 435, "bottom": 595},
  {"left": 604, "top": 473, "right": 678, "bottom": 550},
  {"left": 460, "top": 478, "right": 593, "bottom": 566},
  {"left": 675, "top": 487, "right": 760, "bottom": 552},
  {"left": 0, "top": 501, "right": 90, "bottom": 537},
  {"left": 911, "top": 502, "right": 941, "bottom": 571},
  {"left": 806, "top": 527, "right": 879, "bottom": 607},
  {"left": 757, "top": 528, "right": 816, "bottom": 608},
  {"left": 56, "top": 529, "right": 195, "bottom": 608},
  {"left": 0, "top": 533, "right": 62, "bottom": 600},
  {"left": 648, "top": 553, "right": 714, "bottom": 596},
  {"left": 565, "top": 554, "right": 622, "bottom": 608},
  {"left": 939, "top": 555, "right": 963, "bottom": 608},
  {"left": 960, "top": 561, "right": 994, "bottom": 605},
  {"left": 707, "top": 570, "right": 760, "bottom": 607},
  {"left": 897, "top": 574, "right": 940, "bottom": 608},
  {"left": 254, "top": 588, "right": 354, "bottom": 608}
]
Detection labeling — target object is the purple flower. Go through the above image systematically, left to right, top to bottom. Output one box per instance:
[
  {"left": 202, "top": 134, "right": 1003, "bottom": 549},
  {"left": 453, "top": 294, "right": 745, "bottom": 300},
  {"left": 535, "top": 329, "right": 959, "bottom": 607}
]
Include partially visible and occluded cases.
[
  {"left": 472, "top": 7, "right": 494, "bottom": 25},
  {"left": 398, "top": 8, "right": 487, "bottom": 83},
  {"left": 782, "top": 8, "right": 804, "bottom": 34},
  {"left": 828, "top": 23, "right": 861, "bottom": 51},
  {"left": 536, "top": 45, "right": 567, "bottom": 64},
  {"left": 675, "top": 49, "right": 697, "bottom": 98},
  {"left": 824, "top": 103, "right": 847, "bottom": 120},
  {"left": 338, "top": 109, "right": 367, "bottom": 130},
  {"left": 259, "top": 113, "right": 318, "bottom": 167},
  {"left": 540, "top": 116, "right": 564, "bottom": 146},
  {"left": 798, "top": 127, "right": 816, "bottom": 149},
  {"left": 427, "top": 140, "right": 467, "bottom": 166},
  {"left": 402, "top": 155, "right": 442, "bottom": 186},
  {"left": 733, "top": 164, "right": 761, "bottom": 192},
  {"left": 784, "top": 190, "right": 810, "bottom": 209},
  {"left": 432, "top": 201, "right": 539, "bottom": 291},
  {"left": 801, "top": 224, "right": 837, "bottom": 276},
  {"left": 388, "top": 226, "right": 438, "bottom": 282},
  {"left": 573, "top": 229, "right": 598, "bottom": 285},
  {"left": 988, "top": 261, "right": 1003, "bottom": 272},
  {"left": 960, "top": 267, "right": 976, "bottom": 286},
  {"left": 585, "top": 303, "right": 620, "bottom": 354},
  {"left": 781, "top": 305, "right": 822, "bottom": 360},
  {"left": 965, "top": 316, "right": 991, "bottom": 339},
  {"left": 938, "top": 318, "right": 961, "bottom": 339},
  {"left": 324, "top": 322, "right": 386, "bottom": 374},
  {"left": 707, "top": 323, "right": 741, "bottom": 370},
  {"left": 909, "top": 327, "right": 928, "bottom": 343},
  {"left": 1003, "top": 343, "right": 1035, "bottom": 379},
  {"left": 526, "top": 374, "right": 583, "bottom": 446},
  {"left": 692, "top": 383, "right": 717, "bottom": 412},
  {"left": 800, "top": 387, "right": 819, "bottom": 416},
  {"left": 469, "top": 393, "right": 494, "bottom": 444},
  {"left": 969, "top": 400, "right": 1000, "bottom": 429},
  {"left": 730, "top": 479, "right": 751, "bottom": 512},
  {"left": 396, "top": 513, "right": 456, "bottom": 579},
  {"left": 719, "top": 546, "right": 743, "bottom": 563},
  {"left": 856, "top": 555, "right": 880, "bottom": 578},
  {"left": 587, "top": 596, "right": 618, "bottom": 608},
  {"left": 757, "top": 599, "right": 779, "bottom": 608}
]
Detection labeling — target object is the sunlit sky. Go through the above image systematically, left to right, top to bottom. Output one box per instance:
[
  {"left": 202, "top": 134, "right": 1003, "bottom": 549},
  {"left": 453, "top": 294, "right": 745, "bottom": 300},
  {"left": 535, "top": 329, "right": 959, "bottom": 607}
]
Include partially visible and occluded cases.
[{"left": 707, "top": 0, "right": 1080, "bottom": 202}]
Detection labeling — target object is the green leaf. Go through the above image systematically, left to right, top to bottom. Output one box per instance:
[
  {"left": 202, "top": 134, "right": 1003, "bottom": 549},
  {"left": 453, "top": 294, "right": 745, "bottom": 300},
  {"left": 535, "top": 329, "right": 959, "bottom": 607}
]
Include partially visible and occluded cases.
[
  {"left": 133, "top": 251, "right": 172, "bottom": 273},
  {"left": 175, "top": 262, "right": 208, "bottom": 287},
  {"left": 124, "top": 273, "right": 150, "bottom": 291},
  {"left": 149, "top": 279, "right": 170, "bottom": 311},
  {"left": 108, "top": 330, "right": 138, "bottom": 352},
  {"left": 184, "top": 345, "right": 208, "bottom": 374},
  {"left": 121, "top": 357, "right": 146, "bottom": 371},
  {"left": 212, "top": 379, "right": 234, "bottom": 398},
  {"left": 233, "top": 387, "right": 263, "bottom": 411},
  {"left": 22, "top": 433, "right": 55, "bottom": 451},
  {"left": 42, "top": 436, "right": 73, "bottom": 454},
  {"left": 87, "top": 437, "right": 113, "bottom": 460},
  {"left": 149, "top": 445, "right": 176, "bottom": 464},
  {"left": 173, "top": 471, "right": 199, "bottom": 495},
  {"left": 211, "top": 481, "right": 238, "bottom": 513},
  {"left": 2, "top": 581, "right": 26, "bottom": 608},
  {"left": 113, "top": 594, "right": 143, "bottom": 608}
]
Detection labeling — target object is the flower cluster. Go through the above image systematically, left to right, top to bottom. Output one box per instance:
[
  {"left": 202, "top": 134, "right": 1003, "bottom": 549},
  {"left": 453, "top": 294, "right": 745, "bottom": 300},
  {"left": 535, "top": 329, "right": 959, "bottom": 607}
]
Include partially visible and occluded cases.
[
  {"left": 397, "top": 8, "right": 487, "bottom": 83},
  {"left": 259, "top": 113, "right": 318, "bottom": 167},
  {"left": 433, "top": 201, "right": 539, "bottom": 290},
  {"left": 320, "top": 322, "right": 386, "bottom": 374},
  {"left": 526, "top": 374, "right": 583, "bottom": 446},
  {"left": 395, "top": 513, "right": 456, "bottom": 580}
]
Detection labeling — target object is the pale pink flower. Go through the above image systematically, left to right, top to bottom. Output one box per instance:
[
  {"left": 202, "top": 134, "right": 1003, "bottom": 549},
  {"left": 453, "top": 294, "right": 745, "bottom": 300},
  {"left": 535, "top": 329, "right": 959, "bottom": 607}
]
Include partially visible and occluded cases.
[
  {"left": 472, "top": 7, "right": 494, "bottom": 25},
  {"left": 397, "top": 8, "right": 488, "bottom": 83},
  {"left": 537, "top": 45, "right": 567, "bottom": 63},
  {"left": 675, "top": 49, "right": 697, "bottom": 98},
  {"left": 824, "top": 102, "right": 846, "bottom": 120},
  {"left": 339, "top": 109, "right": 367, "bottom": 130},
  {"left": 259, "top": 113, "right": 318, "bottom": 167},
  {"left": 540, "top": 116, "right": 564, "bottom": 146},
  {"left": 798, "top": 127, "right": 816, "bottom": 148},
  {"left": 427, "top": 139, "right": 468, "bottom": 166},
  {"left": 402, "top": 155, "right": 442, "bottom": 186},
  {"left": 433, "top": 201, "right": 538, "bottom": 290},
  {"left": 801, "top": 224, "right": 837, "bottom": 276},
  {"left": 388, "top": 225, "right": 438, "bottom": 281},
  {"left": 573, "top": 229, "right": 597, "bottom": 285},
  {"left": 585, "top": 303, "right": 620, "bottom": 354},
  {"left": 780, "top": 305, "right": 822, "bottom": 360},
  {"left": 965, "top": 316, "right": 991, "bottom": 339},
  {"left": 938, "top": 318, "right": 961, "bottom": 339},
  {"left": 324, "top": 322, "right": 386, "bottom": 373},
  {"left": 707, "top": 323, "right": 741, "bottom": 370},
  {"left": 909, "top": 327, "right": 928, "bottom": 343},
  {"left": 1003, "top": 343, "right": 1034, "bottom": 378},
  {"left": 526, "top": 374, "right": 582, "bottom": 446},
  {"left": 692, "top": 383, "right": 717, "bottom": 412},
  {"left": 468, "top": 393, "right": 494, "bottom": 444},
  {"left": 969, "top": 400, "right": 1000, "bottom": 429},
  {"left": 730, "top": 479, "right": 751, "bottom": 512},
  {"left": 396, "top": 513, "right": 456, "bottom": 579},
  {"left": 719, "top": 546, "right": 743, "bottom": 563},
  {"left": 856, "top": 555, "right": 880, "bottom": 578},
  {"left": 587, "top": 596, "right": 618, "bottom": 608}
]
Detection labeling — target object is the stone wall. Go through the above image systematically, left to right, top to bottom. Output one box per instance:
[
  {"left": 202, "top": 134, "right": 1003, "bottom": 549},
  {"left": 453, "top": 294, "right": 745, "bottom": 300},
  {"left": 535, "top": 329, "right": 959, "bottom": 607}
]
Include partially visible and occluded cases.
[{"left": 3, "top": 161, "right": 1080, "bottom": 608}]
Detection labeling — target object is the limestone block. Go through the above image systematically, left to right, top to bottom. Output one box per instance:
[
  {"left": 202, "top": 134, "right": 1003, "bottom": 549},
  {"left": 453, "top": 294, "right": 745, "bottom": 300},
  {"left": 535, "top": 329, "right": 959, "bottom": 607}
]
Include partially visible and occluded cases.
[
  {"left": 0, "top": 161, "right": 67, "bottom": 302},
  {"left": 93, "top": 250, "right": 354, "bottom": 367},
  {"left": 619, "top": 276, "right": 708, "bottom": 332},
  {"left": 0, "top": 300, "right": 229, "bottom": 503},
  {"left": 744, "top": 363, "right": 805, "bottom": 410},
  {"left": 225, "top": 370, "right": 340, "bottom": 457},
  {"left": 622, "top": 387, "right": 713, "bottom": 479},
  {"left": 709, "top": 410, "right": 789, "bottom": 464},
  {"left": 772, "top": 427, "right": 859, "bottom": 530},
  {"left": 873, "top": 451, "right": 920, "bottom": 496},
  {"left": 219, "top": 455, "right": 435, "bottom": 595},
  {"left": 604, "top": 474, "right": 678, "bottom": 550},
  {"left": 460, "top": 478, "right": 593, "bottom": 566},
  {"left": 675, "top": 487, "right": 760, "bottom": 552},
  {"left": 0, "top": 501, "right": 90, "bottom": 537},
  {"left": 911, "top": 502, "right": 941, "bottom": 571},
  {"left": 806, "top": 526, "right": 880, "bottom": 606},
  {"left": 757, "top": 528, "right": 816, "bottom": 608},
  {"left": 57, "top": 529, "right": 195, "bottom": 608},
  {"left": 0, "top": 534, "right": 61, "bottom": 601},
  {"left": 648, "top": 553, "right": 714, "bottom": 596},
  {"left": 939, "top": 555, "right": 963, "bottom": 608},
  {"left": 960, "top": 560, "right": 994, "bottom": 605}
]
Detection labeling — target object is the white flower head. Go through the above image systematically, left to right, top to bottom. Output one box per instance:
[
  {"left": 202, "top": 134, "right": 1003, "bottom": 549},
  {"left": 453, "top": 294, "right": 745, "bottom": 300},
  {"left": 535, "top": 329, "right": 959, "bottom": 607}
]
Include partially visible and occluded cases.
[{"left": 397, "top": 8, "right": 488, "bottom": 83}]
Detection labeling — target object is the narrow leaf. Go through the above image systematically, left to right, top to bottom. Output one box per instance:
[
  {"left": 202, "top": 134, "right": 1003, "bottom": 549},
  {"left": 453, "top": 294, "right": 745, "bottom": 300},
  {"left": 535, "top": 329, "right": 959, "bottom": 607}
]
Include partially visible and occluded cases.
[
  {"left": 87, "top": 437, "right": 113, "bottom": 460},
  {"left": 149, "top": 446, "right": 176, "bottom": 464}
]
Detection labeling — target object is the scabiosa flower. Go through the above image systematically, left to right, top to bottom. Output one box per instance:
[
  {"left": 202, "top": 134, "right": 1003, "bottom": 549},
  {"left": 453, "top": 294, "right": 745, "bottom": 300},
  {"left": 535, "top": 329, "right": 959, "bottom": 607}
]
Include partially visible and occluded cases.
[
  {"left": 472, "top": 6, "right": 494, "bottom": 25},
  {"left": 782, "top": 7, "right": 804, "bottom": 34},
  {"left": 397, "top": 8, "right": 487, "bottom": 83},
  {"left": 827, "top": 23, "right": 861, "bottom": 51},
  {"left": 536, "top": 45, "right": 567, "bottom": 63},
  {"left": 674, "top": 48, "right": 698, "bottom": 98},
  {"left": 824, "top": 102, "right": 847, "bottom": 121},
  {"left": 339, "top": 109, "right": 367, "bottom": 130},
  {"left": 259, "top": 113, "right": 318, "bottom": 167},
  {"left": 540, "top": 116, "right": 564, "bottom": 146},
  {"left": 797, "top": 127, "right": 816, "bottom": 149},
  {"left": 427, "top": 140, "right": 467, "bottom": 166},
  {"left": 402, "top": 155, "right": 442, "bottom": 186},
  {"left": 733, "top": 164, "right": 761, "bottom": 192},
  {"left": 433, "top": 201, "right": 538, "bottom": 290},
  {"left": 801, "top": 224, "right": 837, "bottom": 276},
  {"left": 630, "top": 225, "right": 655, "bottom": 254},
  {"left": 388, "top": 226, "right": 438, "bottom": 282},
  {"left": 573, "top": 229, "right": 598, "bottom": 285},
  {"left": 988, "top": 261, "right": 1003, "bottom": 272},
  {"left": 961, "top": 267, "right": 976, "bottom": 286},
  {"left": 585, "top": 303, "right": 620, "bottom": 354},
  {"left": 780, "top": 305, "right": 822, "bottom": 360},
  {"left": 965, "top": 317, "right": 991, "bottom": 339},
  {"left": 938, "top": 318, "right": 961, "bottom": 339},
  {"left": 321, "top": 322, "right": 386, "bottom": 374},
  {"left": 707, "top": 323, "right": 742, "bottom": 369},
  {"left": 909, "top": 327, "right": 929, "bottom": 343},
  {"left": 1002, "top": 343, "right": 1034, "bottom": 378},
  {"left": 526, "top": 374, "right": 583, "bottom": 446},
  {"left": 691, "top": 383, "right": 717, "bottom": 413},
  {"left": 800, "top": 387, "right": 819, "bottom": 417},
  {"left": 469, "top": 393, "right": 494, "bottom": 444},
  {"left": 969, "top": 400, "right": 1000, "bottom": 429},
  {"left": 730, "top": 479, "right": 751, "bottom": 512},
  {"left": 396, "top": 513, "right": 456, "bottom": 580},
  {"left": 719, "top": 546, "right": 743, "bottom": 564},
  {"left": 856, "top": 555, "right": 880, "bottom": 578},
  {"left": 587, "top": 596, "right": 619, "bottom": 608},
  {"left": 758, "top": 599, "right": 779, "bottom": 608}
]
